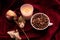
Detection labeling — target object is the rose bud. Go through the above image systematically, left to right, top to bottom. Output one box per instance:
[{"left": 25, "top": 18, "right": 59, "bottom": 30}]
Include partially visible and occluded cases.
[
  {"left": 6, "top": 10, "right": 17, "bottom": 20},
  {"left": 18, "top": 16, "right": 26, "bottom": 28},
  {"left": 19, "top": 22, "right": 25, "bottom": 28},
  {"left": 7, "top": 29, "right": 21, "bottom": 40}
]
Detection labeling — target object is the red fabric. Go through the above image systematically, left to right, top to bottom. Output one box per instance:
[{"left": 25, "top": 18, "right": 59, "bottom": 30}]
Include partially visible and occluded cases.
[{"left": 0, "top": 0, "right": 60, "bottom": 40}]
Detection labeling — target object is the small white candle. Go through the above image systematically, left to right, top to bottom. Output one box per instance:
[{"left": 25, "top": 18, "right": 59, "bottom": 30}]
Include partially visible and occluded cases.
[{"left": 20, "top": 4, "right": 34, "bottom": 20}]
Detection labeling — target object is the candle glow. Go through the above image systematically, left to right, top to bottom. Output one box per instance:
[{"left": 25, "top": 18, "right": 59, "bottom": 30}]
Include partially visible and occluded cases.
[{"left": 20, "top": 4, "right": 34, "bottom": 19}]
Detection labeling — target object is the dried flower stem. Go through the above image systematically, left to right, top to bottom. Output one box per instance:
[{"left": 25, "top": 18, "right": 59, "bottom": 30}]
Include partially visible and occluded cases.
[
  {"left": 14, "top": 20, "right": 29, "bottom": 40},
  {"left": 15, "top": 38, "right": 21, "bottom": 40}
]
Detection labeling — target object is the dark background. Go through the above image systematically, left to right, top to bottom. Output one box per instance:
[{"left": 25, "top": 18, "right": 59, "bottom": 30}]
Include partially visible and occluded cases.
[{"left": 0, "top": 0, "right": 60, "bottom": 40}]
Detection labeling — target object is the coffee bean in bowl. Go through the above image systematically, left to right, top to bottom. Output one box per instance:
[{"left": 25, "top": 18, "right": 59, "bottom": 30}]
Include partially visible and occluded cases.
[{"left": 30, "top": 13, "right": 52, "bottom": 30}]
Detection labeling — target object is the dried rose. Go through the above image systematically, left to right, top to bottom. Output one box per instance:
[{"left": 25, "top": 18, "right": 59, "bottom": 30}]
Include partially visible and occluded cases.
[{"left": 6, "top": 10, "right": 17, "bottom": 20}]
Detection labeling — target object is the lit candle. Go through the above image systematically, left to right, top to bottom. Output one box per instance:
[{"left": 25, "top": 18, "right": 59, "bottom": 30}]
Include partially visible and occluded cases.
[{"left": 20, "top": 4, "right": 34, "bottom": 20}]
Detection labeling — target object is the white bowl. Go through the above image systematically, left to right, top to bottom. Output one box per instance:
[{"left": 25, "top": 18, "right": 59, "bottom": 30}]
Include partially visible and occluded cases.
[{"left": 30, "top": 13, "right": 53, "bottom": 30}]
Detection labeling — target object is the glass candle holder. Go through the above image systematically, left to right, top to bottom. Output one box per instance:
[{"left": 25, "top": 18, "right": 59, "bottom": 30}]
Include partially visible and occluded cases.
[{"left": 20, "top": 4, "right": 34, "bottom": 20}]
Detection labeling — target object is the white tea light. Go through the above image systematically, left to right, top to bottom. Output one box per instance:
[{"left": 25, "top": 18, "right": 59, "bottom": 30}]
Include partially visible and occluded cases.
[{"left": 20, "top": 4, "right": 34, "bottom": 20}]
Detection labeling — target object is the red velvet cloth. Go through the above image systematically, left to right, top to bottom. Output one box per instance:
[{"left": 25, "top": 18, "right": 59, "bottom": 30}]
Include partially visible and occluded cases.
[{"left": 0, "top": 0, "right": 60, "bottom": 40}]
